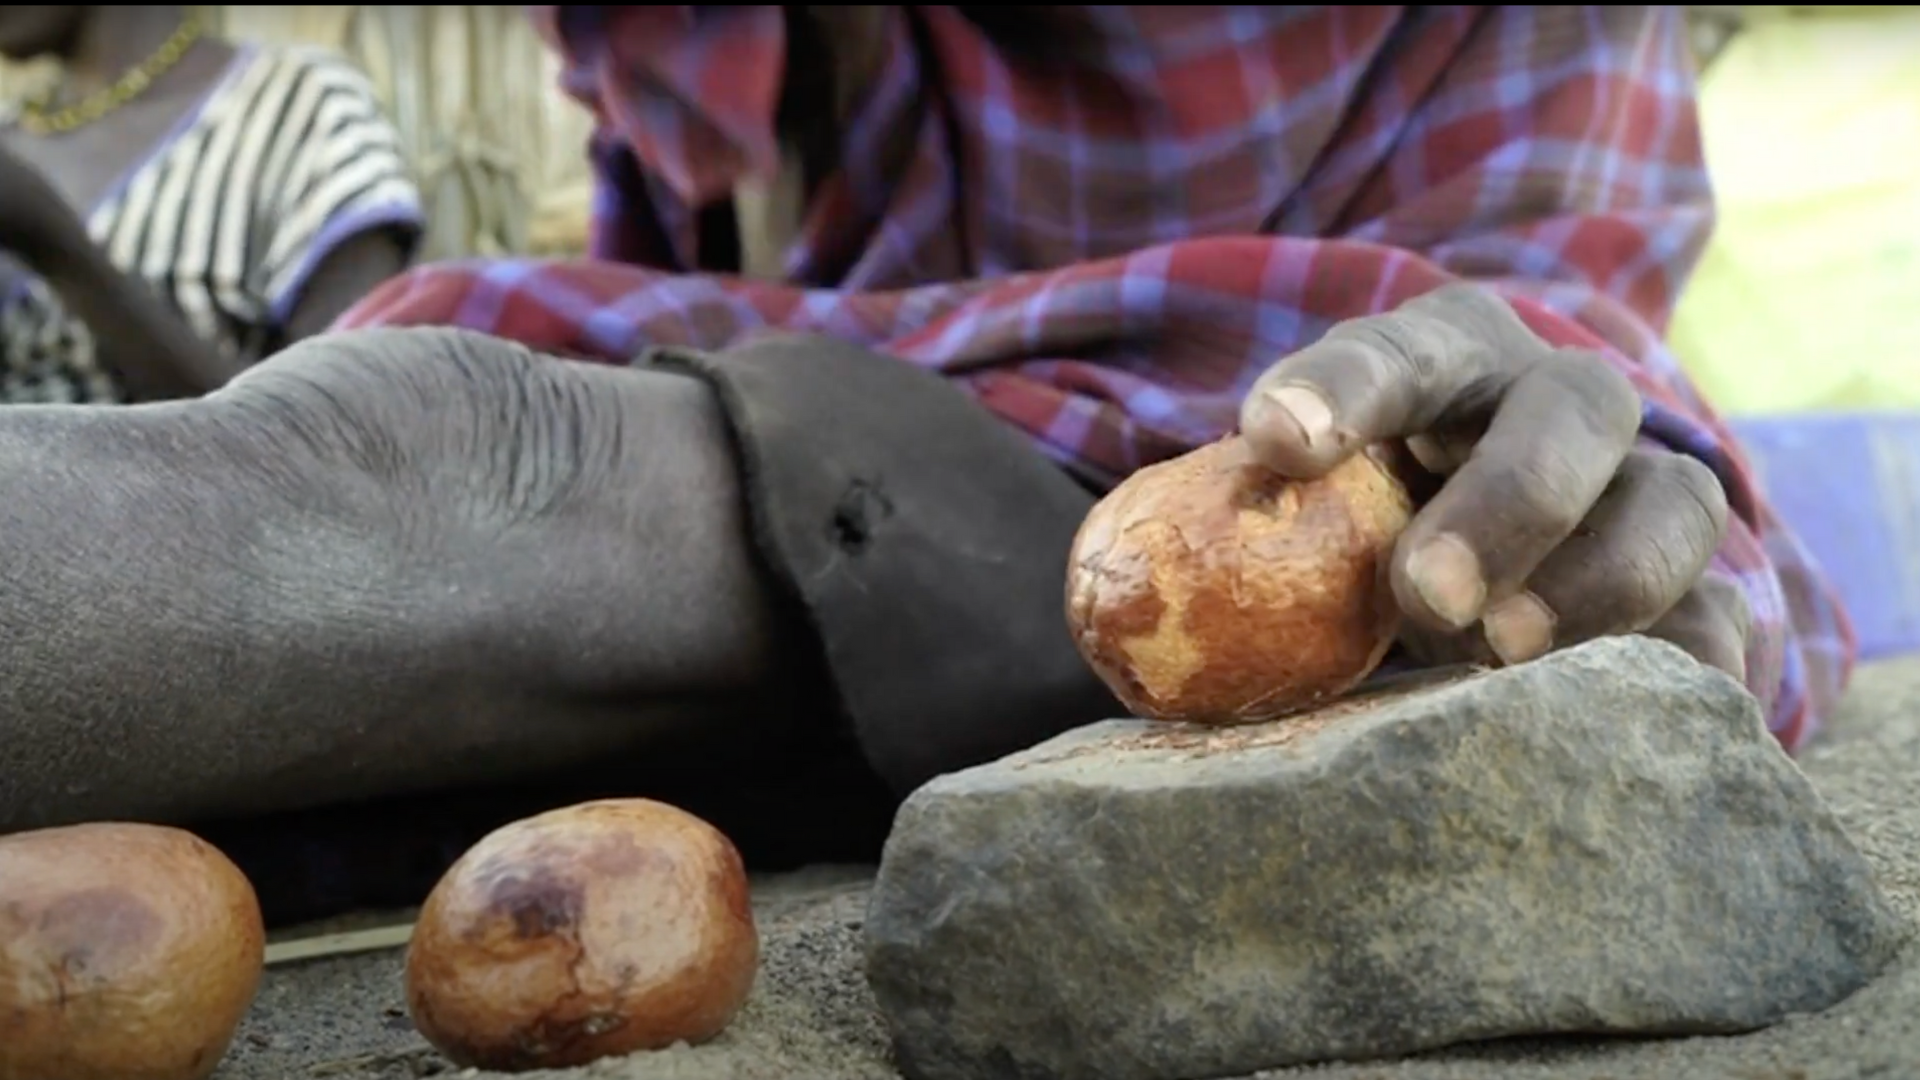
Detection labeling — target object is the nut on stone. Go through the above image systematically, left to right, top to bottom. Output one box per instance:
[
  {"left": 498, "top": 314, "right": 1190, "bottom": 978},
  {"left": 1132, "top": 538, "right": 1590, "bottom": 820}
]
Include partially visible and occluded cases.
[{"left": 1066, "top": 436, "right": 1412, "bottom": 724}]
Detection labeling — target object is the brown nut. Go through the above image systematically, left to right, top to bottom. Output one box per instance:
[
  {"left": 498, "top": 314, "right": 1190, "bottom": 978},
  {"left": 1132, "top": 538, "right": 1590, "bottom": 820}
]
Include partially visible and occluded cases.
[
  {"left": 1066, "top": 436, "right": 1413, "bottom": 724},
  {"left": 405, "top": 798, "right": 759, "bottom": 1072},
  {"left": 0, "top": 823, "right": 266, "bottom": 1080}
]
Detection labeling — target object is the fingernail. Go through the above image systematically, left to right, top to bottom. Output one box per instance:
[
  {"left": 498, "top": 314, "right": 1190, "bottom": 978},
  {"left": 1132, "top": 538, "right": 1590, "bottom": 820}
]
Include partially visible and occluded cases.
[
  {"left": 1263, "top": 384, "right": 1334, "bottom": 450},
  {"left": 1405, "top": 433, "right": 1454, "bottom": 475},
  {"left": 1404, "top": 534, "right": 1486, "bottom": 629},
  {"left": 1483, "top": 592, "right": 1557, "bottom": 666}
]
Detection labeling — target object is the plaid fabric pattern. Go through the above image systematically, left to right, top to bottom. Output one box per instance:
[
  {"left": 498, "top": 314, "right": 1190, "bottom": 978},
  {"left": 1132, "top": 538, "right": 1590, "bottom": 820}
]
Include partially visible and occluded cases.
[{"left": 337, "top": 6, "right": 1854, "bottom": 752}]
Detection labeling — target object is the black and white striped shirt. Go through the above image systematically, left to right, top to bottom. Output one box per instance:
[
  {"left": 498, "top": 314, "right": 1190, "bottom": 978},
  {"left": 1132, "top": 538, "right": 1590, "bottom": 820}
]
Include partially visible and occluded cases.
[{"left": 0, "top": 43, "right": 424, "bottom": 403}]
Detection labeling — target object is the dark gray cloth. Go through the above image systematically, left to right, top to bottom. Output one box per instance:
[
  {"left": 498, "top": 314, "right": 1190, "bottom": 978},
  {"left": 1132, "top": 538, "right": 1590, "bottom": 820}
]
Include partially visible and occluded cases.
[{"left": 648, "top": 333, "right": 1122, "bottom": 795}]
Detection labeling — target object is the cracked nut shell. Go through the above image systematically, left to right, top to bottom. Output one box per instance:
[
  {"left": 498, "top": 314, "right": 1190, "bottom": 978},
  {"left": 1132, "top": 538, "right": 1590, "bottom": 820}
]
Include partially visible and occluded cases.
[
  {"left": 1066, "top": 436, "right": 1413, "bottom": 724},
  {"left": 405, "top": 798, "right": 759, "bottom": 1071},
  {"left": 0, "top": 823, "right": 266, "bottom": 1080}
]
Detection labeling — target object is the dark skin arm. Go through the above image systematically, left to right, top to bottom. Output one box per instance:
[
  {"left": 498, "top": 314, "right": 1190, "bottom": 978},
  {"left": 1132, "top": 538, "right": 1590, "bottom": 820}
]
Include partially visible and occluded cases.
[
  {"left": 31, "top": 218, "right": 412, "bottom": 399},
  {"left": 29, "top": 222, "right": 229, "bottom": 398},
  {"left": 277, "top": 230, "right": 415, "bottom": 345},
  {"left": 0, "top": 332, "right": 791, "bottom": 830}
]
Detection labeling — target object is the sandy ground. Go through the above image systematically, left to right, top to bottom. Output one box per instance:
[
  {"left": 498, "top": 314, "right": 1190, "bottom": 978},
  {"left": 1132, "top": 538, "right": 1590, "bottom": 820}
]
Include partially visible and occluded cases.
[{"left": 221, "top": 655, "right": 1920, "bottom": 1080}]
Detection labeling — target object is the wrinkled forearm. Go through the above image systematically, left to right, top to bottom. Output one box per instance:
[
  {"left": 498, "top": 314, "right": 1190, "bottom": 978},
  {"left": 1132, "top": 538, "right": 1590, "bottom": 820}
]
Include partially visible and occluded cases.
[{"left": 0, "top": 342, "right": 796, "bottom": 831}]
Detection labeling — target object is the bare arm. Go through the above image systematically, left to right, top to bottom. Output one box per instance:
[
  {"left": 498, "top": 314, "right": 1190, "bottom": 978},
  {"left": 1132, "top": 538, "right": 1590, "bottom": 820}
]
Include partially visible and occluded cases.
[
  {"left": 32, "top": 221, "right": 413, "bottom": 401},
  {"left": 31, "top": 226, "right": 235, "bottom": 399},
  {"left": 279, "top": 229, "right": 413, "bottom": 344},
  {"left": 0, "top": 332, "right": 788, "bottom": 830}
]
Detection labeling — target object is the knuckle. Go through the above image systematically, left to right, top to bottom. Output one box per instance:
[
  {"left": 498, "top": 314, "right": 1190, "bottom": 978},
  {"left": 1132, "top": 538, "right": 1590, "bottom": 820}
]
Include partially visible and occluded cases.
[
  {"left": 1410, "top": 281, "right": 1509, "bottom": 325},
  {"left": 1406, "top": 282, "right": 1537, "bottom": 349},
  {"left": 1327, "top": 310, "right": 1451, "bottom": 388},
  {"left": 1542, "top": 350, "right": 1644, "bottom": 442},
  {"left": 1480, "top": 449, "right": 1591, "bottom": 538},
  {"left": 1648, "top": 450, "right": 1732, "bottom": 548},
  {"left": 1596, "top": 453, "right": 1732, "bottom": 628},
  {"left": 1579, "top": 539, "right": 1685, "bottom": 633},
  {"left": 1618, "top": 552, "right": 1683, "bottom": 628},
  {"left": 1696, "top": 569, "right": 1754, "bottom": 643},
  {"left": 1646, "top": 570, "right": 1753, "bottom": 672}
]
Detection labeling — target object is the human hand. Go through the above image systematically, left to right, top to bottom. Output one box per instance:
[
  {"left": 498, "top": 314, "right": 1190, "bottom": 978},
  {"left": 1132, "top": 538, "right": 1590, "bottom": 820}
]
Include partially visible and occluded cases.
[{"left": 1238, "top": 283, "right": 1750, "bottom": 680}]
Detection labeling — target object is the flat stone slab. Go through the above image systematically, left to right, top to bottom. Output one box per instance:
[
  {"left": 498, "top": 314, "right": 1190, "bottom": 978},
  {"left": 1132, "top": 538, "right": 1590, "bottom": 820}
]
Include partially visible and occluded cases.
[{"left": 864, "top": 637, "right": 1907, "bottom": 1080}]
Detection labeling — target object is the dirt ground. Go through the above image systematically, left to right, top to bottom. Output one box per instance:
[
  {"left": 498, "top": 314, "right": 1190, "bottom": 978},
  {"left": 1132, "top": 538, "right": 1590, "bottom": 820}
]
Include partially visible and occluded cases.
[{"left": 221, "top": 655, "right": 1920, "bottom": 1080}]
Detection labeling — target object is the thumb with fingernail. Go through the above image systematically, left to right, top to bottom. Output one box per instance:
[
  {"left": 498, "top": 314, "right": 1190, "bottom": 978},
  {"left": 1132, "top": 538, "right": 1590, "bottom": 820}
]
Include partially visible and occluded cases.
[{"left": 1241, "top": 381, "right": 1348, "bottom": 478}]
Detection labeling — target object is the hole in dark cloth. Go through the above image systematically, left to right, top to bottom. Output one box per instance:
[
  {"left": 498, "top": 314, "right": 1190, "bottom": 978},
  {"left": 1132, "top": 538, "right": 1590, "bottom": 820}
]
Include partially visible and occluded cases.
[{"left": 830, "top": 479, "right": 893, "bottom": 554}]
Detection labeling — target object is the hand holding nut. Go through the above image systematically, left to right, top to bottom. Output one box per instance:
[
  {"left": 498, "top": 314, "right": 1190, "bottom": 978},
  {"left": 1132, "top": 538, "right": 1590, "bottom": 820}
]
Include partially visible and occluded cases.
[{"left": 1067, "top": 283, "right": 1750, "bottom": 724}]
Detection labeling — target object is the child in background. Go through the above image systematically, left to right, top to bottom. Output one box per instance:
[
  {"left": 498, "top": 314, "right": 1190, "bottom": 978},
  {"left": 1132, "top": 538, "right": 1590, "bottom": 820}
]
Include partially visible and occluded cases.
[{"left": 0, "top": 5, "right": 423, "bottom": 401}]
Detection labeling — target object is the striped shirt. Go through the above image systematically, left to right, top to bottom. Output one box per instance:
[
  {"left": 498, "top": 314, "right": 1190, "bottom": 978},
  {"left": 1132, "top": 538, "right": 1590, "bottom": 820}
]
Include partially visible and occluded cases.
[{"left": 0, "top": 43, "right": 424, "bottom": 403}]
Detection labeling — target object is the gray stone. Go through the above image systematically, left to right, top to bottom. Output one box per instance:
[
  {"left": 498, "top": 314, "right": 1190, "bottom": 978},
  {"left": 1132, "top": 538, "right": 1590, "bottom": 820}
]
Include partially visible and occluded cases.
[{"left": 863, "top": 636, "right": 1907, "bottom": 1080}]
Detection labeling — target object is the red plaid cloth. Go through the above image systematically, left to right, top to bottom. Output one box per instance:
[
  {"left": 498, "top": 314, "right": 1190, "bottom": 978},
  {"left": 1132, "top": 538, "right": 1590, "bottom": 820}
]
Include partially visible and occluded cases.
[{"left": 338, "top": 6, "right": 1854, "bottom": 752}]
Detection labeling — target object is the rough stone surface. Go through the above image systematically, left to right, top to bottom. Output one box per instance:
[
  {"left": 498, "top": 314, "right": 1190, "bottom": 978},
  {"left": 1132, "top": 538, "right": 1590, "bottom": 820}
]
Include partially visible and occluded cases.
[
  {"left": 862, "top": 637, "right": 1906, "bottom": 1080},
  {"left": 213, "top": 648, "right": 1920, "bottom": 1080}
]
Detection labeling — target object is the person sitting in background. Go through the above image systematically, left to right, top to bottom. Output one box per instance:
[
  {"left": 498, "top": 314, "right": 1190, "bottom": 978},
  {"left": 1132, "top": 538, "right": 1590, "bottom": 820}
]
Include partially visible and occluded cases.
[
  {"left": 0, "top": 5, "right": 422, "bottom": 402},
  {"left": 0, "top": 7, "right": 1854, "bottom": 923}
]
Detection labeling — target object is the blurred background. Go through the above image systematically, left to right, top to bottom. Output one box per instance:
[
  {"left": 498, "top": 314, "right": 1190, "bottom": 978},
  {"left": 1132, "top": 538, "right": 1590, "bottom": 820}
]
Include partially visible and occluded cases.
[
  {"left": 3, "top": 4, "right": 1918, "bottom": 657},
  {"left": 1673, "top": 5, "right": 1920, "bottom": 663},
  {"left": 0, "top": 6, "right": 600, "bottom": 262}
]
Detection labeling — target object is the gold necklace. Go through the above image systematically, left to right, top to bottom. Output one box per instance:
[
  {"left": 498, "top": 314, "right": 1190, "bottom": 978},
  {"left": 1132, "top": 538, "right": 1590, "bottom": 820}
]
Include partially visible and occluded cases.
[{"left": 18, "top": 16, "right": 207, "bottom": 136}]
